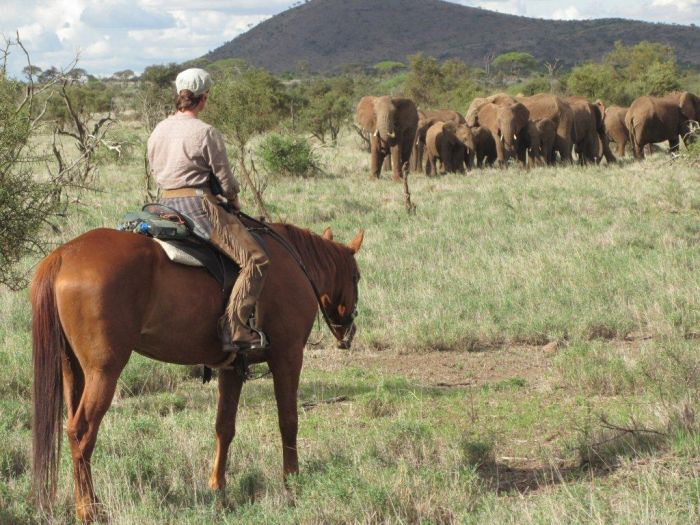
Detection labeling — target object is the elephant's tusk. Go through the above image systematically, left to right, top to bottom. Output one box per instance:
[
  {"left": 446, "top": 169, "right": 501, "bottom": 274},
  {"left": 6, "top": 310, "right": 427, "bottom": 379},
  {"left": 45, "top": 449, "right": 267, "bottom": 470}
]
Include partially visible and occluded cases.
[
  {"left": 373, "top": 130, "right": 380, "bottom": 137},
  {"left": 388, "top": 132, "right": 396, "bottom": 139}
]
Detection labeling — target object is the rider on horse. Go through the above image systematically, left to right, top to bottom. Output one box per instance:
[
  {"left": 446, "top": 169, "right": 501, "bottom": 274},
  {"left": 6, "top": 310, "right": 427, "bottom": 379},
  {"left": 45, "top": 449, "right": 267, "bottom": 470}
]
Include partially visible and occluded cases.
[{"left": 147, "top": 67, "right": 269, "bottom": 353}]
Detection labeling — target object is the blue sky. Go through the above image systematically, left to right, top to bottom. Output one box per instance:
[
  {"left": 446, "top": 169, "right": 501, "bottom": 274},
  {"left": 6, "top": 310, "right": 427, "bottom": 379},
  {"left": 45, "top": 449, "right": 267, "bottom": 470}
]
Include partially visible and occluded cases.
[{"left": 1, "top": 0, "right": 698, "bottom": 78}]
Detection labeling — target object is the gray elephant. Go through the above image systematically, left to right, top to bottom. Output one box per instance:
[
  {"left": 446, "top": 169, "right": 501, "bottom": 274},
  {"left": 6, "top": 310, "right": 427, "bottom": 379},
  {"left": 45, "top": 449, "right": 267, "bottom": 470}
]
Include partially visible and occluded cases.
[
  {"left": 626, "top": 92, "right": 700, "bottom": 158},
  {"left": 465, "top": 93, "right": 517, "bottom": 127},
  {"left": 516, "top": 94, "right": 575, "bottom": 163},
  {"left": 356, "top": 96, "right": 419, "bottom": 180},
  {"left": 566, "top": 96, "right": 616, "bottom": 165},
  {"left": 474, "top": 100, "right": 531, "bottom": 166},
  {"left": 599, "top": 104, "right": 630, "bottom": 157},
  {"left": 411, "top": 109, "right": 466, "bottom": 172},
  {"left": 533, "top": 118, "right": 557, "bottom": 165},
  {"left": 425, "top": 121, "right": 466, "bottom": 175},
  {"left": 455, "top": 125, "right": 496, "bottom": 168}
]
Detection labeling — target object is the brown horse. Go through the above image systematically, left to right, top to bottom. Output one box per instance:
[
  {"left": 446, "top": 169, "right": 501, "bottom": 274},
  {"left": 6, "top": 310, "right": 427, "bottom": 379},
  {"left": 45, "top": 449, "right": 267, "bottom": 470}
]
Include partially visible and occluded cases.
[{"left": 31, "top": 222, "right": 363, "bottom": 522}]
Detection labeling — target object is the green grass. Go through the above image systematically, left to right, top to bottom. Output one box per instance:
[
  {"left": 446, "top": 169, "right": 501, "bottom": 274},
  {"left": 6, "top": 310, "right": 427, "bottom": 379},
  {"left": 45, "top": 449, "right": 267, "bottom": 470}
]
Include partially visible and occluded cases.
[{"left": 1, "top": 125, "right": 699, "bottom": 523}]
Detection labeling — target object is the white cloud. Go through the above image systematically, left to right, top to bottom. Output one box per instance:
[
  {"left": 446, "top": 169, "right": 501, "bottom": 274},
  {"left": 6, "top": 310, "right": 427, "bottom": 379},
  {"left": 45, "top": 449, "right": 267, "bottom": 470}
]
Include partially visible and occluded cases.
[
  {"left": 0, "top": 0, "right": 287, "bottom": 77},
  {"left": 1, "top": 0, "right": 699, "bottom": 78},
  {"left": 81, "top": 0, "right": 175, "bottom": 29},
  {"left": 651, "top": 0, "right": 699, "bottom": 11},
  {"left": 552, "top": 6, "right": 582, "bottom": 20}
]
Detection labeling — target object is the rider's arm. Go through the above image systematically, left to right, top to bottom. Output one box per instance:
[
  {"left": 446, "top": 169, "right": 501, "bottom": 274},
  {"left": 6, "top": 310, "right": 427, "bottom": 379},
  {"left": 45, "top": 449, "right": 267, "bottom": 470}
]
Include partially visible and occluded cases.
[{"left": 202, "top": 128, "right": 240, "bottom": 200}]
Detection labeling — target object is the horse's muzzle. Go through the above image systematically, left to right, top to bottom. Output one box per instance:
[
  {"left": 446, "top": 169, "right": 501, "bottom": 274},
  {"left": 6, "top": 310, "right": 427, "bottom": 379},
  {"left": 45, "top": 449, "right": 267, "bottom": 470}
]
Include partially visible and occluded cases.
[{"left": 337, "top": 323, "right": 356, "bottom": 349}]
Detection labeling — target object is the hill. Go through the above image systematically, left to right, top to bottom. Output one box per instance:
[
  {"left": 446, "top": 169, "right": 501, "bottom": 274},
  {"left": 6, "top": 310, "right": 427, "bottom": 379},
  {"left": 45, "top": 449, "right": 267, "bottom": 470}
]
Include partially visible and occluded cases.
[{"left": 204, "top": 0, "right": 700, "bottom": 73}]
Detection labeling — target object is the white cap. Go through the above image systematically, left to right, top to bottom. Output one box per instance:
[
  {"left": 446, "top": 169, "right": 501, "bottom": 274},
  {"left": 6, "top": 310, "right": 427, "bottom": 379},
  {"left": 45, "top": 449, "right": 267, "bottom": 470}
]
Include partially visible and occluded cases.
[{"left": 175, "top": 68, "right": 212, "bottom": 96}]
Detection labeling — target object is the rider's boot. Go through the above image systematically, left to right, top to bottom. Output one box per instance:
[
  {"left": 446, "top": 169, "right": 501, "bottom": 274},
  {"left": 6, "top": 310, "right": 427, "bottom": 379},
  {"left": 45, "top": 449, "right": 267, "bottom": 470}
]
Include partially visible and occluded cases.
[{"left": 204, "top": 198, "right": 271, "bottom": 353}]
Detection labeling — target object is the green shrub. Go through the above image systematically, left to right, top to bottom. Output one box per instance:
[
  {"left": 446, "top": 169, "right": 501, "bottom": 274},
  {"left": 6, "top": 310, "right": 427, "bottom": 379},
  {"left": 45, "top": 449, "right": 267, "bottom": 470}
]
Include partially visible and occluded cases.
[{"left": 257, "top": 133, "right": 318, "bottom": 177}]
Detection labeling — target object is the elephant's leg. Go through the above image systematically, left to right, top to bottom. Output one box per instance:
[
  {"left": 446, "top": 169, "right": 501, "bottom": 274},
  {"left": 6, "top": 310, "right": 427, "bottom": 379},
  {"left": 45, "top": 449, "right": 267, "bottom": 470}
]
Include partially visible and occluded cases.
[
  {"left": 401, "top": 133, "right": 415, "bottom": 175},
  {"left": 370, "top": 135, "right": 382, "bottom": 179},
  {"left": 601, "top": 135, "right": 616, "bottom": 164},
  {"left": 555, "top": 136, "right": 573, "bottom": 163},
  {"left": 669, "top": 136, "right": 680, "bottom": 154},
  {"left": 617, "top": 140, "right": 626, "bottom": 158},
  {"left": 516, "top": 141, "right": 528, "bottom": 167},
  {"left": 409, "top": 142, "right": 418, "bottom": 172},
  {"left": 440, "top": 143, "right": 451, "bottom": 174},
  {"left": 390, "top": 144, "right": 402, "bottom": 181},
  {"left": 418, "top": 144, "right": 426, "bottom": 173},
  {"left": 456, "top": 146, "right": 466, "bottom": 174},
  {"left": 466, "top": 149, "right": 475, "bottom": 171},
  {"left": 383, "top": 154, "right": 392, "bottom": 172},
  {"left": 429, "top": 155, "right": 437, "bottom": 177},
  {"left": 209, "top": 369, "right": 244, "bottom": 492}
]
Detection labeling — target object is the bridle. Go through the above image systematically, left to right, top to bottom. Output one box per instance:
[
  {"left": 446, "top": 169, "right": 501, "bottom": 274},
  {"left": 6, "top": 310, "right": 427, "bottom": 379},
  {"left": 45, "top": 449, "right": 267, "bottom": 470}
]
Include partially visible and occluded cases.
[{"left": 239, "top": 211, "right": 358, "bottom": 342}]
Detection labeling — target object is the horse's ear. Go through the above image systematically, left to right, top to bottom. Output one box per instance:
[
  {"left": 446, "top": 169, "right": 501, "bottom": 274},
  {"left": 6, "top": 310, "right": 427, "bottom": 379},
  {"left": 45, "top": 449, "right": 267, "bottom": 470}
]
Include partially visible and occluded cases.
[
  {"left": 322, "top": 227, "right": 334, "bottom": 241},
  {"left": 347, "top": 230, "right": 364, "bottom": 254},
  {"left": 320, "top": 294, "right": 332, "bottom": 308}
]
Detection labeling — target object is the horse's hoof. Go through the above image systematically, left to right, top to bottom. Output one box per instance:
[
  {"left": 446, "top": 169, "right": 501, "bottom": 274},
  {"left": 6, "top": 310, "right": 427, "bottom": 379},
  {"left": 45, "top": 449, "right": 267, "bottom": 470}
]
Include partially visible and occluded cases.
[
  {"left": 208, "top": 475, "right": 224, "bottom": 491},
  {"left": 77, "top": 502, "right": 107, "bottom": 524}
]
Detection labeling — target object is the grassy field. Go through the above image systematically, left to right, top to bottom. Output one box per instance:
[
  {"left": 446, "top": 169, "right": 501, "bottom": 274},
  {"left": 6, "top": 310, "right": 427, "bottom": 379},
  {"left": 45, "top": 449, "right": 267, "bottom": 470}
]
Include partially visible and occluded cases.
[{"left": 1, "top": 125, "right": 700, "bottom": 524}]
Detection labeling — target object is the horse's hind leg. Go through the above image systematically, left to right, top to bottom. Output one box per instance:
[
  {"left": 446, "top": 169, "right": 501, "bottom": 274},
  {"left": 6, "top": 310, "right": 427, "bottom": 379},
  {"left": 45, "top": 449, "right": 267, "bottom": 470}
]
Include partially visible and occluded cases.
[
  {"left": 66, "top": 363, "right": 125, "bottom": 522},
  {"left": 209, "top": 369, "right": 244, "bottom": 492}
]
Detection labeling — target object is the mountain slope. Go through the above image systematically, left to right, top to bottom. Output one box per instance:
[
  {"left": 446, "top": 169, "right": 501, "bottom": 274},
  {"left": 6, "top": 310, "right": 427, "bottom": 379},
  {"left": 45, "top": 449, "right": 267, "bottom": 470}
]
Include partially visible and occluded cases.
[{"left": 204, "top": 0, "right": 700, "bottom": 73}]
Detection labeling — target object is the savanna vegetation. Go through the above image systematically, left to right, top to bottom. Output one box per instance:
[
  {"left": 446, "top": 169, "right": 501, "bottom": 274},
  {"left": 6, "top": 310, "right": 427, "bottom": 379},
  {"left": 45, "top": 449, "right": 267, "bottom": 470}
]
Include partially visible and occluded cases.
[{"left": 1, "top": 37, "right": 700, "bottom": 524}]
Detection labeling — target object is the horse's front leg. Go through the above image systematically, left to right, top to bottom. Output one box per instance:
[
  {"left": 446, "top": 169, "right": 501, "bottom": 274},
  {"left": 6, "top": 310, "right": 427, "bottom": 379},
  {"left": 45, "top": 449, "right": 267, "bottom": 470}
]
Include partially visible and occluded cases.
[
  {"left": 270, "top": 349, "right": 303, "bottom": 483},
  {"left": 209, "top": 368, "right": 244, "bottom": 491}
]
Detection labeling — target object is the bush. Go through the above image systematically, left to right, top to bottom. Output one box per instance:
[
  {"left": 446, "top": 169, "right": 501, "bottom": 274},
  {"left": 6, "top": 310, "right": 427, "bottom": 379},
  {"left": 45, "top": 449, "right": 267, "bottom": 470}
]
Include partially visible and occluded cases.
[{"left": 257, "top": 133, "right": 318, "bottom": 177}]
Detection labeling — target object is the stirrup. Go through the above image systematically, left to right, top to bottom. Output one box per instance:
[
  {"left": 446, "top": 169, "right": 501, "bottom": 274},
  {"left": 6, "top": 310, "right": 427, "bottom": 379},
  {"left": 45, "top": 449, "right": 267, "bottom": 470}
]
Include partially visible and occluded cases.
[{"left": 232, "top": 327, "right": 269, "bottom": 352}]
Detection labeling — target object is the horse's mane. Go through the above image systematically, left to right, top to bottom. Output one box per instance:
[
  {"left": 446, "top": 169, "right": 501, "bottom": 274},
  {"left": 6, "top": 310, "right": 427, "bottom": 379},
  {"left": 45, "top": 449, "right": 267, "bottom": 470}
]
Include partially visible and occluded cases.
[{"left": 275, "top": 223, "right": 355, "bottom": 286}]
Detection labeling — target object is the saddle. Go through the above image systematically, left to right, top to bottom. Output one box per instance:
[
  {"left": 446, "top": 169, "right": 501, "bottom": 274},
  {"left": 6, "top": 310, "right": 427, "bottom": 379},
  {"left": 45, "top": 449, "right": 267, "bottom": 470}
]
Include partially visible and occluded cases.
[
  {"left": 118, "top": 204, "right": 239, "bottom": 293},
  {"left": 156, "top": 236, "right": 239, "bottom": 294}
]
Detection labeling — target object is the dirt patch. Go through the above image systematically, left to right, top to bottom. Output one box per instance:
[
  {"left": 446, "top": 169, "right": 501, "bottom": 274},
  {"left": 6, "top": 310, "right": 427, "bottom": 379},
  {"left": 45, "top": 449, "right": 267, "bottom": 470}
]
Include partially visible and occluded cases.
[{"left": 304, "top": 343, "right": 558, "bottom": 389}]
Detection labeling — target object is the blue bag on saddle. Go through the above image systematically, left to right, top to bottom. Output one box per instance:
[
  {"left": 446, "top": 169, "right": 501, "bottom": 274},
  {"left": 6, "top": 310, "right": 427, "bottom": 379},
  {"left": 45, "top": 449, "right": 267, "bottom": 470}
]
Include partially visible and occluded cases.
[{"left": 117, "top": 204, "right": 191, "bottom": 240}]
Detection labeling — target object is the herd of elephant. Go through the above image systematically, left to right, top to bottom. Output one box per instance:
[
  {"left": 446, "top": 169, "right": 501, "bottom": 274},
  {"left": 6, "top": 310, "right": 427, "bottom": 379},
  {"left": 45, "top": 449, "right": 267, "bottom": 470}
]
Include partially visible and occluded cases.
[{"left": 355, "top": 91, "right": 700, "bottom": 180}]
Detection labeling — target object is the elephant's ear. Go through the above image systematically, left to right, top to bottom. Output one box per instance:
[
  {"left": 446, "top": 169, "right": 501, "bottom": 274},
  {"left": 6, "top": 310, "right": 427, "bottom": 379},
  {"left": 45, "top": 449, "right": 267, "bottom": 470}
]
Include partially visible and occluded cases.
[
  {"left": 680, "top": 92, "right": 696, "bottom": 120},
  {"left": 466, "top": 97, "right": 486, "bottom": 127},
  {"left": 595, "top": 99, "right": 606, "bottom": 116},
  {"left": 516, "top": 103, "right": 530, "bottom": 125},
  {"left": 443, "top": 121, "right": 457, "bottom": 134}
]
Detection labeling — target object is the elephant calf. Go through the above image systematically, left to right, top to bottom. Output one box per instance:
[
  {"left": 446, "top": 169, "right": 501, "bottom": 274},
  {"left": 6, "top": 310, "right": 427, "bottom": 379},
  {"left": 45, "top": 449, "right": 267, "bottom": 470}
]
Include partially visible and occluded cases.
[
  {"left": 411, "top": 109, "right": 466, "bottom": 173},
  {"left": 534, "top": 118, "right": 557, "bottom": 165},
  {"left": 425, "top": 122, "right": 466, "bottom": 175},
  {"left": 455, "top": 125, "right": 496, "bottom": 169}
]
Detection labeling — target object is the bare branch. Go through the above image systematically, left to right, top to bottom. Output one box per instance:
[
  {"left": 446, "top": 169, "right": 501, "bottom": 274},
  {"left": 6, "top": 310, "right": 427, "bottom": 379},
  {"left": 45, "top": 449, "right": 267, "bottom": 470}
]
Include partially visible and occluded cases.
[{"left": 599, "top": 415, "right": 667, "bottom": 438}]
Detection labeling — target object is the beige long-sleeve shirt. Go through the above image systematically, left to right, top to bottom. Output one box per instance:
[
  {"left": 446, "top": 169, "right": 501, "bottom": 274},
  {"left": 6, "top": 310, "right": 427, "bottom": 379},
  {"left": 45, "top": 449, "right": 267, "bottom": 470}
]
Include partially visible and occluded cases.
[{"left": 147, "top": 112, "right": 239, "bottom": 198}]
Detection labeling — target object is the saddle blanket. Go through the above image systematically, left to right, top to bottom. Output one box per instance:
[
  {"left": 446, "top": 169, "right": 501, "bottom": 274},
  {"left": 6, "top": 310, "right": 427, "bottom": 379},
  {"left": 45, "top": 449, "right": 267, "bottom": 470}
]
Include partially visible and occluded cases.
[{"left": 153, "top": 238, "right": 204, "bottom": 267}]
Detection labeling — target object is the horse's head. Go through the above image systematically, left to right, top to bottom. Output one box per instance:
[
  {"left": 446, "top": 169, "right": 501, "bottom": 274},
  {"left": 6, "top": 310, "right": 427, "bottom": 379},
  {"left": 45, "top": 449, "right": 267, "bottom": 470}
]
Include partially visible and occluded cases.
[{"left": 321, "top": 227, "right": 363, "bottom": 349}]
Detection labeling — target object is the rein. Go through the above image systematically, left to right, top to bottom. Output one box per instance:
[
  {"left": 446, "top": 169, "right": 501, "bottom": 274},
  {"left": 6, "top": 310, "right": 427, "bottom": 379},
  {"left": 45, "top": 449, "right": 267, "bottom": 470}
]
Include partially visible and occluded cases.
[{"left": 237, "top": 211, "right": 350, "bottom": 336}]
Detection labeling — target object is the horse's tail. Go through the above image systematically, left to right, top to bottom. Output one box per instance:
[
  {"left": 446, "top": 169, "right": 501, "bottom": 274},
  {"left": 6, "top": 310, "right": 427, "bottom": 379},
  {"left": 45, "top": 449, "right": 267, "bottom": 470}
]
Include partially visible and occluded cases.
[{"left": 30, "top": 252, "right": 66, "bottom": 509}]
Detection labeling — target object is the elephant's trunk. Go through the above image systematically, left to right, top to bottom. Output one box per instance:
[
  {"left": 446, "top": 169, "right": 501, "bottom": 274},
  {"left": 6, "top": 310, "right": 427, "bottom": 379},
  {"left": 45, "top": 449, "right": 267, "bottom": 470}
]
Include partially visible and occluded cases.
[
  {"left": 376, "top": 102, "right": 396, "bottom": 143},
  {"left": 500, "top": 123, "right": 517, "bottom": 159}
]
